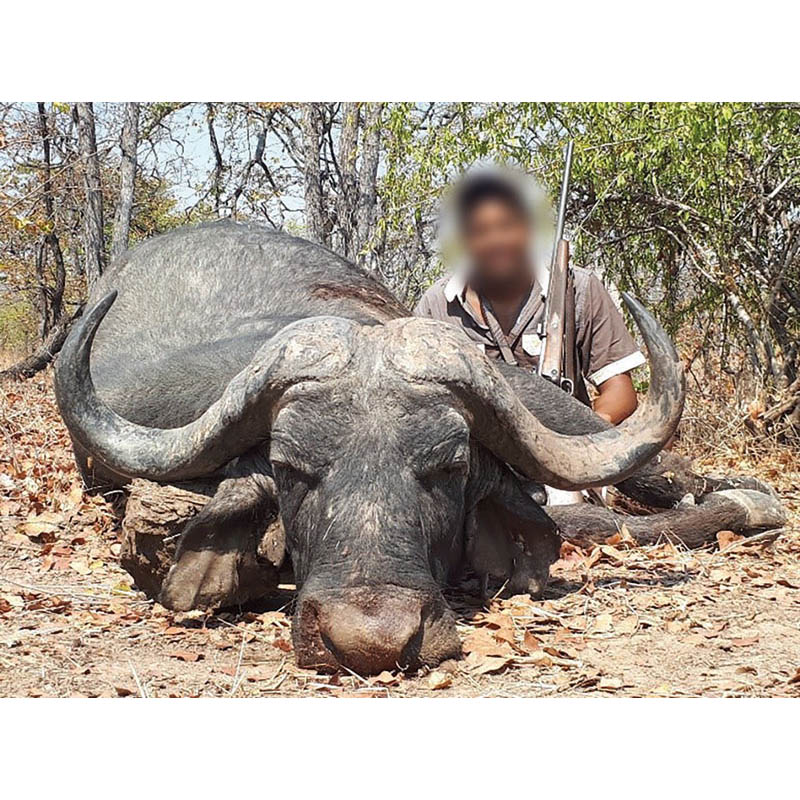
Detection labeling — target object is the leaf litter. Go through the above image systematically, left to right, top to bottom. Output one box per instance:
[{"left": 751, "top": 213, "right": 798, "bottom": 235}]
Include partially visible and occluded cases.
[{"left": 1, "top": 372, "right": 800, "bottom": 696}]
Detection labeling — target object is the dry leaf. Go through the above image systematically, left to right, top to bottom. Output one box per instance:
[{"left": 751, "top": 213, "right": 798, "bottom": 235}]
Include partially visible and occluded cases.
[
  {"left": 748, "top": 400, "right": 764, "bottom": 420},
  {"left": 65, "top": 484, "right": 84, "bottom": 509},
  {"left": 18, "top": 514, "right": 61, "bottom": 539},
  {"left": 615, "top": 523, "right": 636, "bottom": 547},
  {"left": 717, "top": 530, "right": 744, "bottom": 549},
  {"left": 559, "top": 541, "right": 587, "bottom": 563},
  {"left": 599, "top": 544, "right": 625, "bottom": 565},
  {"left": 585, "top": 548, "right": 603, "bottom": 569},
  {"left": 69, "top": 559, "right": 91, "bottom": 576},
  {"left": 1, "top": 593, "right": 25, "bottom": 609},
  {"left": 260, "top": 611, "right": 291, "bottom": 628},
  {"left": 478, "top": 611, "right": 516, "bottom": 643},
  {"left": 592, "top": 613, "right": 613, "bottom": 634},
  {"left": 617, "top": 616, "right": 639, "bottom": 635},
  {"left": 701, "top": 621, "right": 728, "bottom": 638},
  {"left": 462, "top": 628, "right": 513, "bottom": 658},
  {"left": 521, "top": 631, "right": 541, "bottom": 652},
  {"left": 168, "top": 650, "right": 203, "bottom": 662},
  {"left": 525, "top": 650, "right": 554, "bottom": 667},
  {"left": 465, "top": 651, "right": 513, "bottom": 675},
  {"left": 246, "top": 665, "right": 279, "bottom": 682},
  {"left": 370, "top": 670, "right": 400, "bottom": 687},
  {"left": 427, "top": 671, "right": 452, "bottom": 690},
  {"left": 335, "top": 689, "right": 386, "bottom": 698}
]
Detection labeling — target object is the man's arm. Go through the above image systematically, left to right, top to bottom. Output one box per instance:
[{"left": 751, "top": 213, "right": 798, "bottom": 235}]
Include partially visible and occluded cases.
[
  {"left": 577, "top": 272, "right": 646, "bottom": 425},
  {"left": 594, "top": 373, "right": 638, "bottom": 424}
]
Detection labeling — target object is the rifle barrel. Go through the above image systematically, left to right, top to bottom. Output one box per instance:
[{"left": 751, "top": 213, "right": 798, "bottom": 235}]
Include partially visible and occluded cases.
[{"left": 552, "top": 139, "right": 574, "bottom": 247}]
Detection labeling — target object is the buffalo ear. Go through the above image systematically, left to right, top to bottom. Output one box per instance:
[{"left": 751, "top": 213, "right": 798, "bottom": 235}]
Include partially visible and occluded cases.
[{"left": 465, "top": 469, "right": 561, "bottom": 599}]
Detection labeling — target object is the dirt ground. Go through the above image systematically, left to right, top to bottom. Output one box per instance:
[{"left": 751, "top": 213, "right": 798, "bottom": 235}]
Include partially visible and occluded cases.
[{"left": 1, "top": 372, "right": 799, "bottom": 698}]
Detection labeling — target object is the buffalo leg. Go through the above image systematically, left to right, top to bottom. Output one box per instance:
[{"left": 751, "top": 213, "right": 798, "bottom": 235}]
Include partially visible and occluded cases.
[
  {"left": 616, "top": 450, "right": 779, "bottom": 508},
  {"left": 466, "top": 469, "right": 561, "bottom": 597},
  {"left": 160, "top": 470, "right": 282, "bottom": 611},
  {"left": 547, "top": 489, "right": 787, "bottom": 550}
]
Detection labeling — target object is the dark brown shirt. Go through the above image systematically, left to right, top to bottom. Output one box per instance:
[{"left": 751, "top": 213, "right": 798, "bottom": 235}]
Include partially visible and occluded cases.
[{"left": 413, "top": 267, "right": 645, "bottom": 401}]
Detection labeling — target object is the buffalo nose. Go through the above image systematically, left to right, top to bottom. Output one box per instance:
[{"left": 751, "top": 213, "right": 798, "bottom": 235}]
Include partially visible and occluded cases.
[{"left": 295, "top": 586, "right": 427, "bottom": 674}]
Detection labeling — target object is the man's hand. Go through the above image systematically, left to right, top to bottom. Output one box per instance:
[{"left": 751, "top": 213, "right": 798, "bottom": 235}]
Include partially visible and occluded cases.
[{"left": 594, "top": 373, "right": 638, "bottom": 425}]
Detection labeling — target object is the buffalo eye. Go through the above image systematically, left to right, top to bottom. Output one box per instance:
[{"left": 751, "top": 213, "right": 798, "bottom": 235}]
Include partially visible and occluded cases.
[
  {"left": 416, "top": 458, "right": 469, "bottom": 484},
  {"left": 271, "top": 460, "right": 319, "bottom": 490}
]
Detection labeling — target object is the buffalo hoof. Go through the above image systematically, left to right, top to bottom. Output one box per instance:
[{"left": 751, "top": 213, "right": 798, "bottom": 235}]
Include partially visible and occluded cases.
[
  {"left": 709, "top": 475, "right": 780, "bottom": 500},
  {"left": 708, "top": 488, "right": 787, "bottom": 531},
  {"left": 159, "top": 517, "right": 278, "bottom": 611},
  {"left": 160, "top": 547, "right": 241, "bottom": 611}
]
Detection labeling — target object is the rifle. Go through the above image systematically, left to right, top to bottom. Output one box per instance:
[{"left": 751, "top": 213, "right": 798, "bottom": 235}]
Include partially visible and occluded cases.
[{"left": 538, "top": 139, "right": 577, "bottom": 395}]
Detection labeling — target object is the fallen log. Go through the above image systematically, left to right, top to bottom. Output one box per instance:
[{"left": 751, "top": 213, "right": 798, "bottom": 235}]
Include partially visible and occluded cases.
[{"left": 0, "top": 306, "right": 83, "bottom": 381}]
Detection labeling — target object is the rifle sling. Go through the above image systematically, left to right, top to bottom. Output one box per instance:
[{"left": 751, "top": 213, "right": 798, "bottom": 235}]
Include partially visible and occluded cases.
[{"left": 479, "top": 296, "right": 519, "bottom": 366}]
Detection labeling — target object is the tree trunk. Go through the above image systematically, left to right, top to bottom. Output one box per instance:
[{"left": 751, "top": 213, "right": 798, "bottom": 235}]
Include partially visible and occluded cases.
[
  {"left": 36, "top": 102, "right": 66, "bottom": 336},
  {"left": 75, "top": 102, "right": 106, "bottom": 289},
  {"left": 111, "top": 102, "right": 140, "bottom": 260},
  {"left": 206, "top": 102, "right": 224, "bottom": 215},
  {"left": 335, "top": 102, "right": 360, "bottom": 258},
  {"left": 355, "top": 102, "right": 382, "bottom": 267},
  {"left": 301, "top": 103, "right": 326, "bottom": 244},
  {"left": 0, "top": 305, "right": 83, "bottom": 380}
]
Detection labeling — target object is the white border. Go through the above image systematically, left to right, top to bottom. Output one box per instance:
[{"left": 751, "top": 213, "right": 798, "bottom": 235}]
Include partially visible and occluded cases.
[
  {"left": 2, "top": 1, "right": 798, "bottom": 100},
  {"left": 1, "top": 698, "right": 796, "bottom": 795}
]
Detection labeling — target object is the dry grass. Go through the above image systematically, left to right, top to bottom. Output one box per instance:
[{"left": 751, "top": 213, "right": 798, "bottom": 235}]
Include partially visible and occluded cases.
[{"left": 1, "top": 369, "right": 799, "bottom": 698}]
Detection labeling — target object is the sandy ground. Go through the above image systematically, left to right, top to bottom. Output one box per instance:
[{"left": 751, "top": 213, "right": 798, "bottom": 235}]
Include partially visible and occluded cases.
[{"left": 1, "top": 372, "right": 799, "bottom": 698}]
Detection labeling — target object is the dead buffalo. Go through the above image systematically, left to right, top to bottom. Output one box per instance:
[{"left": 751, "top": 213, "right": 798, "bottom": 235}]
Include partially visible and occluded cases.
[{"left": 54, "top": 220, "right": 784, "bottom": 674}]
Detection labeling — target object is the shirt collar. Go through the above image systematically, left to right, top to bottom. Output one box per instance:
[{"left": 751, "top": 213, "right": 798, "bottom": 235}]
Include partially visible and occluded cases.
[
  {"left": 534, "top": 262, "right": 550, "bottom": 296},
  {"left": 444, "top": 271, "right": 467, "bottom": 303}
]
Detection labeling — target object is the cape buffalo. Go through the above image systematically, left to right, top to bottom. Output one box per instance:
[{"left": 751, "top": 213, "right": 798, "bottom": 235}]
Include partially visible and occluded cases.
[{"left": 54, "top": 221, "right": 784, "bottom": 674}]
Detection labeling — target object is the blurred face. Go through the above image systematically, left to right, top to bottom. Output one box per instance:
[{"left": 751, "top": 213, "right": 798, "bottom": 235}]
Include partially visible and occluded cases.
[{"left": 461, "top": 198, "right": 532, "bottom": 286}]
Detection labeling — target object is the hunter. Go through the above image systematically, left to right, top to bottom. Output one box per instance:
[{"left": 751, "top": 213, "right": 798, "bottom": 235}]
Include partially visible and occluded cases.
[{"left": 414, "top": 166, "right": 645, "bottom": 503}]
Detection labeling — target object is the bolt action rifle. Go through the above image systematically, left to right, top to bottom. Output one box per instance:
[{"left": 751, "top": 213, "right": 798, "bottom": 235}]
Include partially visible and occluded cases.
[{"left": 538, "top": 139, "right": 578, "bottom": 395}]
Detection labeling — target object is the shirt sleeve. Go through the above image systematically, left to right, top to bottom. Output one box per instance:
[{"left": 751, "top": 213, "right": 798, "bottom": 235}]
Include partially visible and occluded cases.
[
  {"left": 577, "top": 273, "right": 646, "bottom": 386},
  {"left": 413, "top": 290, "right": 434, "bottom": 318}
]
